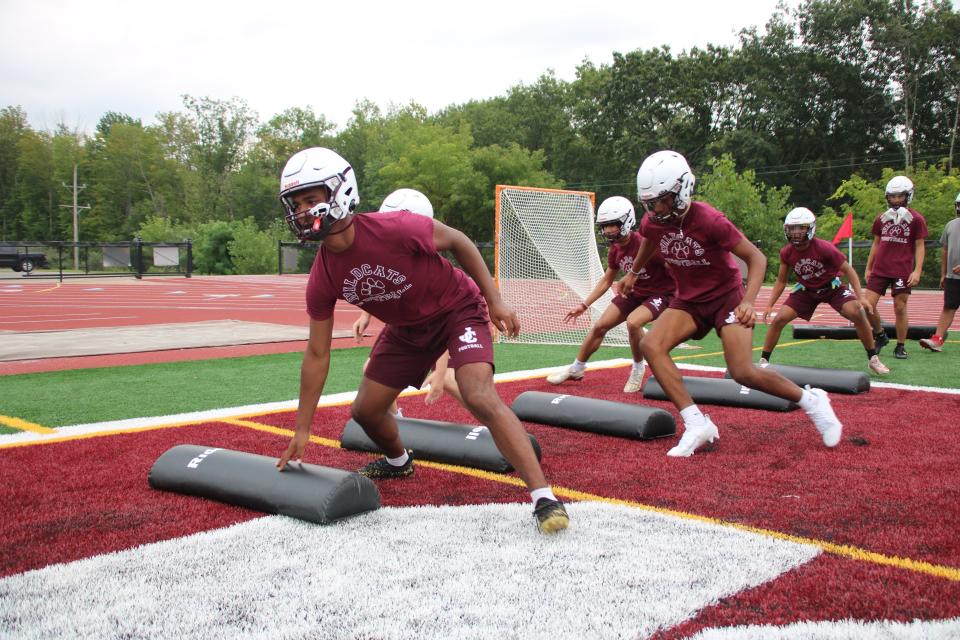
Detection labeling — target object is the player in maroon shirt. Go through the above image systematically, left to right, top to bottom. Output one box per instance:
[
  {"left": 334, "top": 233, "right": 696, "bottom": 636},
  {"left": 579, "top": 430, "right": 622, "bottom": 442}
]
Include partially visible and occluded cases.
[
  {"left": 274, "top": 147, "right": 568, "bottom": 534},
  {"left": 620, "top": 151, "right": 843, "bottom": 457},
  {"left": 863, "top": 176, "right": 928, "bottom": 359},
  {"left": 546, "top": 196, "right": 675, "bottom": 393},
  {"left": 760, "top": 207, "right": 889, "bottom": 375}
]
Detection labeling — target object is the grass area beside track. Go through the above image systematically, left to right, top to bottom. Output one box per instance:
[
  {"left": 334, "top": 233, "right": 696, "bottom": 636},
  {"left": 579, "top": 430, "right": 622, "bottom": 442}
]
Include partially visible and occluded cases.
[{"left": 0, "top": 325, "right": 956, "bottom": 432}]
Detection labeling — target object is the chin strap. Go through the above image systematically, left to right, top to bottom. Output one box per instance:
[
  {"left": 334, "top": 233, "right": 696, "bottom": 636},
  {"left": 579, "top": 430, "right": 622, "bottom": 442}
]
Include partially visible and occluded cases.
[{"left": 325, "top": 215, "right": 355, "bottom": 237}]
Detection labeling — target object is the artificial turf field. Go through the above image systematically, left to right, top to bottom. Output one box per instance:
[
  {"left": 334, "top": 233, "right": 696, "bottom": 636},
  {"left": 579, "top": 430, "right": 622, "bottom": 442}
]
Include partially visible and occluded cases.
[{"left": 1, "top": 331, "right": 958, "bottom": 638}]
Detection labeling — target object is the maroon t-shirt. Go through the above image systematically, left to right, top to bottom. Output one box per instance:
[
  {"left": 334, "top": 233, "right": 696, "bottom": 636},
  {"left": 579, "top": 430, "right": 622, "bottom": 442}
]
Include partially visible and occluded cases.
[
  {"left": 639, "top": 201, "right": 744, "bottom": 303},
  {"left": 870, "top": 208, "right": 928, "bottom": 278},
  {"left": 305, "top": 212, "right": 482, "bottom": 325},
  {"left": 608, "top": 231, "right": 675, "bottom": 298},
  {"left": 779, "top": 238, "right": 846, "bottom": 290}
]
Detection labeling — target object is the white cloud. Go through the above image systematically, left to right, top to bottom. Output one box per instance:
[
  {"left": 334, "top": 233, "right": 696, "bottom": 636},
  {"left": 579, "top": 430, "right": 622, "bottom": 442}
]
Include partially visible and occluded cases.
[{"left": 0, "top": 0, "right": 791, "bottom": 133}]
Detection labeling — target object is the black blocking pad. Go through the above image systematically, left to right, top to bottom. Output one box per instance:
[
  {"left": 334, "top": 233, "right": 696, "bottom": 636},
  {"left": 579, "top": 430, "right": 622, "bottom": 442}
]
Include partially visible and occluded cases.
[
  {"left": 792, "top": 323, "right": 935, "bottom": 340},
  {"left": 725, "top": 363, "right": 869, "bottom": 394},
  {"left": 643, "top": 376, "right": 798, "bottom": 412},
  {"left": 510, "top": 391, "right": 676, "bottom": 440},
  {"left": 340, "top": 417, "right": 541, "bottom": 473},
  {"left": 149, "top": 444, "right": 380, "bottom": 525}
]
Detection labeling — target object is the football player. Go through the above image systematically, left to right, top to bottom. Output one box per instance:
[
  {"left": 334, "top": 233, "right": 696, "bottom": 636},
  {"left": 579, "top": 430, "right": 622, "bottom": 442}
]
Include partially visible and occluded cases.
[
  {"left": 275, "top": 148, "right": 568, "bottom": 533},
  {"left": 620, "top": 150, "right": 843, "bottom": 457},
  {"left": 863, "top": 176, "right": 929, "bottom": 359},
  {"left": 546, "top": 196, "right": 675, "bottom": 393},
  {"left": 760, "top": 207, "right": 889, "bottom": 375}
]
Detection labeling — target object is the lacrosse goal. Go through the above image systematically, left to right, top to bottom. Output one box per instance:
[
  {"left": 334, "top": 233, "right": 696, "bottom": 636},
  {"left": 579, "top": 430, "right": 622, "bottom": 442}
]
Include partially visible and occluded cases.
[{"left": 494, "top": 185, "right": 630, "bottom": 346}]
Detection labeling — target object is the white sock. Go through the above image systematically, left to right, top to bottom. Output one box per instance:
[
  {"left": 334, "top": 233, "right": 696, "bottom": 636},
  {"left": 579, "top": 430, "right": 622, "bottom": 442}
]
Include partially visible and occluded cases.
[
  {"left": 571, "top": 359, "right": 586, "bottom": 371},
  {"left": 632, "top": 360, "right": 645, "bottom": 372},
  {"left": 798, "top": 388, "right": 819, "bottom": 411},
  {"left": 680, "top": 405, "right": 706, "bottom": 427},
  {"left": 385, "top": 451, "right": 409, "bottom": 467},
  {"left": 530, "top": 487, "right": 557, "bottom": 506}
]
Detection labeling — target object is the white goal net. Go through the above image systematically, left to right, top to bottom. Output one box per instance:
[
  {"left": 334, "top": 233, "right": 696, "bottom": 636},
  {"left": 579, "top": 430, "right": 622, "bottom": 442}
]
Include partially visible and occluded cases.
[{"left": 494, "top": 185, "right": 630, "bottom": 346}]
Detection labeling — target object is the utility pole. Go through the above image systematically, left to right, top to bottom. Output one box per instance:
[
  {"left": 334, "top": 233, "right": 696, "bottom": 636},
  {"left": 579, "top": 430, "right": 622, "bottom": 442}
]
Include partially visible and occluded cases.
[{"left": 59, "top": 163, "right": 89, "bottom": 271}]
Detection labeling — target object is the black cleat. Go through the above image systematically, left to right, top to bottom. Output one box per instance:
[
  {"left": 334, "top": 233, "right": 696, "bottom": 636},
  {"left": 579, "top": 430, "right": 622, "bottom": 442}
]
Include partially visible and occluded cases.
[
  {"left": 874, "top": 332, "right": 890, "bottom": 353},
  {"left": 894, "top": 344, "right": 907, "bottom": 359},
  {"left": 357, "top": 451, "right": 414, "bottom": 479},
  {"left": 533, "top": 498, "right": 570, "bottom": 534}
]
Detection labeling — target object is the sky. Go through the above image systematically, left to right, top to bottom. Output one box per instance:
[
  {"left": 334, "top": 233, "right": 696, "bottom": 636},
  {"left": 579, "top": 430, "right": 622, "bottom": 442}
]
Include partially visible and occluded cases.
[{"left": 0, "top": 0, "right": 794, "bottom": 134}]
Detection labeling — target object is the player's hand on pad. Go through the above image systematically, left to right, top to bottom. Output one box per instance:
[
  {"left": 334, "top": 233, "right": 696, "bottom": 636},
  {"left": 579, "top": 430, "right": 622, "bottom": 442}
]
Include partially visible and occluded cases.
[{"left": 276, "top": 431, "right": 310, "bottom": 471}]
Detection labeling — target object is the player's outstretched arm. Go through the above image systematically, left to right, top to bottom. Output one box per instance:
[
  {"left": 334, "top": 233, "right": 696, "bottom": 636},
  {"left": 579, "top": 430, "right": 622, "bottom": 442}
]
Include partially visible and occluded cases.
[
  {"left": 434, "top": 220, "right": 519, "bottom": 337},
  {"left": 864, "top": 237, "right": 880, "bottom": 282},
  {"left": 731, "top": 238, "right": 767, "bottom": 327},
  {"left": 839, "top": 261, "right": 871, "bottom": 314},
  {"left": 764, "top": 262, "right": 789, "bottom": 323},
  {"left": 565, "top": 267, "right": 618, "bottom": 323},
  {"left": 352, "top": 310, "right": 371, "bottom": 343},
  {"left": 277, "top": 316, "right": 333, "bottom": 470}
]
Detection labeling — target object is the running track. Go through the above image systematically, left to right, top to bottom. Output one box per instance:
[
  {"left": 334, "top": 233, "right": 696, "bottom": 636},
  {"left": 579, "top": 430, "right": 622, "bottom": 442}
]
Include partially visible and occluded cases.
[{"left": 0, "top": 275, "right": 953, "bottom": 375}]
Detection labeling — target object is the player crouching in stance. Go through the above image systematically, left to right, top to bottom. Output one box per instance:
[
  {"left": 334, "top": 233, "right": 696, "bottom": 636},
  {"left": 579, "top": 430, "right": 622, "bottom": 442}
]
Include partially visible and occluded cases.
[
  {"left": 274, "top": 147, "right": 568, "bottom": 533},
  {"left": 620, "top": 150, "right": 843, "bottom": 457},
  {"left": 547, "top": 196, "right": 675, "bottom": 392},
  {"left": 761, "top": 207, "right": 889, "bottom": 375}
]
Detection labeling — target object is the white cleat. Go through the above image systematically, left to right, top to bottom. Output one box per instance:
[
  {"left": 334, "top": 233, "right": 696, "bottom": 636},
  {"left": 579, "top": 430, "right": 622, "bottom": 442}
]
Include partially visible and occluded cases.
[
  {"left": 868, "top": 355, "right": 890, "bottom": 375},
  {"left": 757, "top": 357, "right": 770, "bottom": 368},
  {"left": 623, "top": 364, "right": 646, "bottom": 393},
  {"left": 546, "top": 367, "right": 585, "bottom": 385},
  {"left": 803, "top": 386, "right": 843, "bottom": 447},
  {"left": 667, "top": 417, "right": 720, "bottom": 457}
]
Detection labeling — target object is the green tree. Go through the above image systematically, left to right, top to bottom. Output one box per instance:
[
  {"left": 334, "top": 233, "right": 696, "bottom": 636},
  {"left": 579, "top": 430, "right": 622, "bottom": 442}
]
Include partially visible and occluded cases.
[{"left": 697, "top": 155, "right": 793, "bottom": 276}]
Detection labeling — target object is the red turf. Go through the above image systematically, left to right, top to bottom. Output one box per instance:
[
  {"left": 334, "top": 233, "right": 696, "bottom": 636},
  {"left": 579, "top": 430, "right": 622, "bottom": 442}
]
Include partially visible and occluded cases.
[{"left": 1, "top": 368, "right": 957, "bottom": 630}]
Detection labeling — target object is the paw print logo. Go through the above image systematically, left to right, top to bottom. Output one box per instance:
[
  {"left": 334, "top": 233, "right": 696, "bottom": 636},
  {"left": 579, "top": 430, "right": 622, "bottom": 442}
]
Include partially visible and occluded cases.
[
  {"left": 670, "top": 242, "right": 690, "bottom": 259},
  {"left": 360, "top": 278, "right": 385, "bottom": 298}
]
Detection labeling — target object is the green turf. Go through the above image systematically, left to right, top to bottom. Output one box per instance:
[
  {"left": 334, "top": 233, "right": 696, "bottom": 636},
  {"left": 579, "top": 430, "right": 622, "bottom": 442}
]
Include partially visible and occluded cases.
[{"left": 0, "top": 327, "right": 955, "bottom": 432}]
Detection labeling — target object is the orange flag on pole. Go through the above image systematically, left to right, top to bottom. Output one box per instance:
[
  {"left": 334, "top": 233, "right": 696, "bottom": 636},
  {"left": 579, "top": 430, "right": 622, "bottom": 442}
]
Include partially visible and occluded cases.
[{"left": 832, "top": 212, "right": 853, "bottom": 245}]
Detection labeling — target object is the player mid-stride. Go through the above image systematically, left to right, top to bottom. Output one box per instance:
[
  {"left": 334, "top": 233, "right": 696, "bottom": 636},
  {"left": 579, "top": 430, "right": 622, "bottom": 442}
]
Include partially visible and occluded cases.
[{"left": 547, "top": 196, "right": 675, "bottom": 393}]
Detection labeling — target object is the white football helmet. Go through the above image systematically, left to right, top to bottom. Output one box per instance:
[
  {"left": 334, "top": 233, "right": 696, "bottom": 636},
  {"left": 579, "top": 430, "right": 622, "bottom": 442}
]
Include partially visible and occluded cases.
[
  {"left": 279, "top": 147, "right": 359, "bottom": 242},
  {"left": 636, "top": 150, "right": 695, "bottom": 224},
  {"left": 884, "top": 175, "right": 914, "bottom": 206},
  {"left": 379, "top": 188, "right": 434, "bottom": 218},
  {"left": 595, "top": 196, "right": 636, "bottom": 244},
  {"left": 783, "top": 207, "right": 817, "bottom": 246}
]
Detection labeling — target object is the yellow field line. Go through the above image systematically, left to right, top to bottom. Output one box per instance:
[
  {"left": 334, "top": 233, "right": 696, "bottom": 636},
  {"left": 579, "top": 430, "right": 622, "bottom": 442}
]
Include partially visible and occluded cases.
[
  {"left": 0, "top": 415, "right": 55, "bottom": 434},
  {"left": 219, "top": 417, "right": 960, "bottom": 582}
]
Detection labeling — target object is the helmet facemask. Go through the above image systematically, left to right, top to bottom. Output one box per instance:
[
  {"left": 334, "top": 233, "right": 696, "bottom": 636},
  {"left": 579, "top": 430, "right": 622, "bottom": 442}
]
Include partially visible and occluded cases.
[
  {"left": 281, "top": 174, "right": 355, "bottom": 242},
  {"left": 641, "top": 190, "right": 686, "bottom": 225},
  {"left": 885, "top": 192, "right": 910, "bottom": 209},
  {"left": 598, "top": 220, "right": 626, "bottom": 245},
  {"left": 785, "top": 224, "right": 814, "bottom": 247}
]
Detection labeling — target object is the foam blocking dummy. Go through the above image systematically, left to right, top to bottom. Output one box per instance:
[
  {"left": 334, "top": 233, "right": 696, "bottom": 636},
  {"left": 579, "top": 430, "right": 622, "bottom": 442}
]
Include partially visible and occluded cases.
[
  {"left": 792, "top": 323, "right": 935, "bottom": 340},
  {"left": 725, "top": 363, "right": 869, "bottom": 394},
  {"left": 643, "top": 376, "right": 797, "bottom": 411},
  {"left": 510, "top": 391, "right": 676, "bottom": 440},
  {"left": 340, "top": 417, "right": 541, "bottom": 473},
  {"left": 149, "top": 444, "right": 380, "bottom": 525}
]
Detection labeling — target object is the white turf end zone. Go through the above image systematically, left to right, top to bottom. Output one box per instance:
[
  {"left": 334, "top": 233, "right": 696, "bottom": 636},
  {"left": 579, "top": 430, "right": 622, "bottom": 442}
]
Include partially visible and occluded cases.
[{"left": 0, "top": 502, "right": 819, "bottom": 639}]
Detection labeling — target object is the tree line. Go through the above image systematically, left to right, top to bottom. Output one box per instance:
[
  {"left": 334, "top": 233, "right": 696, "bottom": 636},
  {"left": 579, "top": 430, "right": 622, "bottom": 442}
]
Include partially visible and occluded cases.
[{"left": 0, "top": 0, "right": 958, "bottom": 279}]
